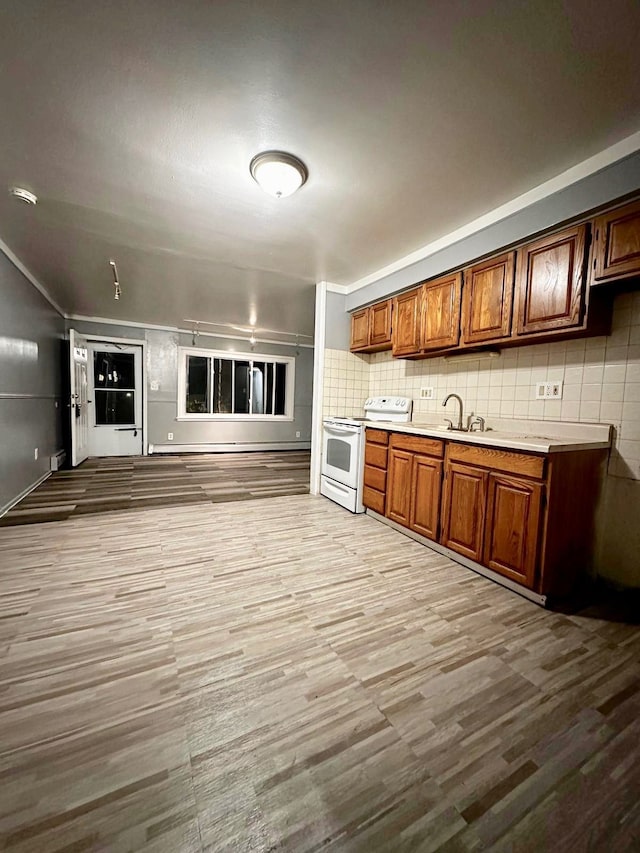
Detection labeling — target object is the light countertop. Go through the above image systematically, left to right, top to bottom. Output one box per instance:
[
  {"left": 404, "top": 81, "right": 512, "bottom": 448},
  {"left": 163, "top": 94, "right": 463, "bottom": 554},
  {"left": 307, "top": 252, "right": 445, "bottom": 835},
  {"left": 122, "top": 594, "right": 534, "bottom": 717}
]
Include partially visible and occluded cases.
[{"left": 366, "top": 417, "right": 612, "bottom": 454}]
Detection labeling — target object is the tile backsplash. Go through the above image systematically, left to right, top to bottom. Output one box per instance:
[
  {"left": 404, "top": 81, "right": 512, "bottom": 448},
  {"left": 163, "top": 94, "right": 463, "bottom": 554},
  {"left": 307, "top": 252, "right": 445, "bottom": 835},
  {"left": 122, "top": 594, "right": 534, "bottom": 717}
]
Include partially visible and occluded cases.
[{"left": 325, "top": 291, "right": 640, "bottom": 481}]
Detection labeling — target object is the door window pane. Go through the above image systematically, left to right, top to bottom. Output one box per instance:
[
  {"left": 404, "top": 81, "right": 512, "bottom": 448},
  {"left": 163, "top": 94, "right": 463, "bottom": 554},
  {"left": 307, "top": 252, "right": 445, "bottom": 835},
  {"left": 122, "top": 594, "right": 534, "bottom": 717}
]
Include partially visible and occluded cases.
[
  {"left": 94, "top": 352, "right": 135, "bottom": 388},
  {"left": 186, "top": 356, "right": 210, "bottom": 413},
  {"left": 95, "top": 390, "right": 135, "bottom": 424}
]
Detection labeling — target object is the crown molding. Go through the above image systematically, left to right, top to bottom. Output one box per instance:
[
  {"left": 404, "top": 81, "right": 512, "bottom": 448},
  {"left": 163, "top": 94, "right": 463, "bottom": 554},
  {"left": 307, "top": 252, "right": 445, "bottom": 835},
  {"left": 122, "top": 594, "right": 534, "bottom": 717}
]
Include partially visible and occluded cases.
[{"left": 345, "top": 128, "right": 640, "bottom": 294}]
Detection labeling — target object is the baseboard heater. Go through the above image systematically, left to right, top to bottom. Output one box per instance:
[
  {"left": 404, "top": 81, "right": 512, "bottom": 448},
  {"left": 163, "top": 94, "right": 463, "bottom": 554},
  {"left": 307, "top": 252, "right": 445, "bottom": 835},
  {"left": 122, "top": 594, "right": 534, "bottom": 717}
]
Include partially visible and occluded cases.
[
  {"left": 148, "top": 441, "right": 311, "bottom": 454},
  {"left": 50, "top": 450, "right": 66, "bottom": 471}
]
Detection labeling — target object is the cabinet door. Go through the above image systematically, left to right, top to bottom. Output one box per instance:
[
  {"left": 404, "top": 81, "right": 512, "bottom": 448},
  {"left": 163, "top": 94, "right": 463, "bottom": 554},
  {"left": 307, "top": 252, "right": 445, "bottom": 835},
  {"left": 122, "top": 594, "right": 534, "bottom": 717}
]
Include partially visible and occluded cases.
[
  {"left": 594, "top": 200, "right": 640, "bottom": 283},
  {"left": 515, "top": 224, "right": 588, "bottom": 335},
  {"left": 462, "top": 252, "right": 515, "bottom": 344},
  {"left": 422, "top": 273, "right": 462, "bottom": 351},
  {"left": 392, "top": 288, "right": 422, "bottom": 356},
  {"left": 369, "top": 300, "right": 393, "bottom": 347},
  {"left": 350, "top": 308, "right": 369, "bottom": 351},
  {"left": 386, "top": 449, "right": 412, "bottom": 527},
  {"left": 410, "top": 455, "right": 442, "bottom": 541},
  {"left": 440, "top": 461, "right": 487, "bottom": 562},
  {"left": 484, "top": 474, "right": 543, "bottom": 588}
]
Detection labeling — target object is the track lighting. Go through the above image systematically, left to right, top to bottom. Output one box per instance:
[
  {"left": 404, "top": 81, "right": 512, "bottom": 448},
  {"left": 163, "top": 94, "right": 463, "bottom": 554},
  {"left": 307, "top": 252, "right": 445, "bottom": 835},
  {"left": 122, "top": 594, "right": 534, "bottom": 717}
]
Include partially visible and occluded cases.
[{"left": 110, "top": 260, "right": 121, "bottom": 301}]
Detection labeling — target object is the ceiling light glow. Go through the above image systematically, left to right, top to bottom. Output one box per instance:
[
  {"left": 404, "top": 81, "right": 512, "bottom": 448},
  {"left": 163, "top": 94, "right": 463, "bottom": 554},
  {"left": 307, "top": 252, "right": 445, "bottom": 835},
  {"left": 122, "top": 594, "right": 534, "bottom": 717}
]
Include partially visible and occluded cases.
[{"left": 249, "top": 151, "right": 308, "bottom": 199}]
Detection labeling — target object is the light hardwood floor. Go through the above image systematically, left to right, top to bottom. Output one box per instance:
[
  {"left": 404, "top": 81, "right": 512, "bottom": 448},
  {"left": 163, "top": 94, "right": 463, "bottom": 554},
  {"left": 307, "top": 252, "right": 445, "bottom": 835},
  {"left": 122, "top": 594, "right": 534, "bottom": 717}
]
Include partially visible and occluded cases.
[{"left": 0, "top": 494, "right": 638, "bottom": 851}]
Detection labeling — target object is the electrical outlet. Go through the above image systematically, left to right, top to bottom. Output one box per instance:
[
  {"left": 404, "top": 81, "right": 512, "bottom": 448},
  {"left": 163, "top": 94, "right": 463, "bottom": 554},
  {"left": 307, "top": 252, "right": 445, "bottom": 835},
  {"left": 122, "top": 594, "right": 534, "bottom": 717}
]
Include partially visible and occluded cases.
[
  {"left": 535, "top": 381, "right": 563, "bottom": 400},
  {"left": 420, "top": 386, "right": 434, "bottom": 399},
  {"left": 295, "top": 431, "right": 301, "bottom": 438},
  {"left": 167, "top": 432, "right": 174, "bottom": 441},
  {"left": 34, "top": 448, "right": 38, "bottom": 460}
]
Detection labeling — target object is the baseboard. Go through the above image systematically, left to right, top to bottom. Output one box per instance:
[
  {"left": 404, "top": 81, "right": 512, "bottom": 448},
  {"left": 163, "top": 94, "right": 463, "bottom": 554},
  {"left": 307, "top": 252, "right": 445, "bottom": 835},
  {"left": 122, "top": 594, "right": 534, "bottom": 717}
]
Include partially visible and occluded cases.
[
  {"left": 148, "top": 441, "right": 311, "bottom": 454},
  {"left": 0, "top": 471, "right": 51, "bottom": 519}
]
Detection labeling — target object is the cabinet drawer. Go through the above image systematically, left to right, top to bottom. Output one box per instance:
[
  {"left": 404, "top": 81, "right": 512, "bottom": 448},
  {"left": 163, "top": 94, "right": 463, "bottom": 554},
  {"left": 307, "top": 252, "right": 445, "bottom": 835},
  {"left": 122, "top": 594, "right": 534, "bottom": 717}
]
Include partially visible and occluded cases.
[
  {"left": 365, "top": 428, "right": 389, "bottom": 446},
  {"left": 390, "top": 433, "right": 444, "bottom": 458},
  {"left": 446, "top": 442, "right": 545, "bottom": 479},
  {"left": 365, "top": 443, "right": 388, "bottom": 469},
  {"left": 364, "top": 464, "right": 386, "bottom": 491},
  {"left": 363, "top": 486, "right": 385, "bottom": 514}
]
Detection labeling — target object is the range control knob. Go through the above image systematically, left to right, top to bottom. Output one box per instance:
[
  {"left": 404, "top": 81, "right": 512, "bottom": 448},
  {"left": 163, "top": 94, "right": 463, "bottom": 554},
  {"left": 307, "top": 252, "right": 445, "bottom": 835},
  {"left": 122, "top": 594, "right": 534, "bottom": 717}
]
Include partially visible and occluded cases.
[
  {"left": 365, "top": 398, "right": 372, "bottom": 406},
  {"left": 401, "top": 399, "right": 407, "bottom": 407}
]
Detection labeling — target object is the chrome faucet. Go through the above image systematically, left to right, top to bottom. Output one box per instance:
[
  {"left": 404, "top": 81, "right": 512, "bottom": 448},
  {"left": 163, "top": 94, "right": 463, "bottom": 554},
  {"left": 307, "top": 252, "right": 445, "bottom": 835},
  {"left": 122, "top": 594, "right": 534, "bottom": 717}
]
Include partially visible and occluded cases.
[{"left": 442, "top": 393, "right": 464, "bottom": 431}]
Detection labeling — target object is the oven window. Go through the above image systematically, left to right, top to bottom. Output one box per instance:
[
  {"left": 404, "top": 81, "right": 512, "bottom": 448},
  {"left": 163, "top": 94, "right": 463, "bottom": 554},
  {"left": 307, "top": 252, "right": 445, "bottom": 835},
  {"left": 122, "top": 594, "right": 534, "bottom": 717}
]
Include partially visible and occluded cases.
[{"left": 326, "top": 438, "right": 352, "bottom": 472}]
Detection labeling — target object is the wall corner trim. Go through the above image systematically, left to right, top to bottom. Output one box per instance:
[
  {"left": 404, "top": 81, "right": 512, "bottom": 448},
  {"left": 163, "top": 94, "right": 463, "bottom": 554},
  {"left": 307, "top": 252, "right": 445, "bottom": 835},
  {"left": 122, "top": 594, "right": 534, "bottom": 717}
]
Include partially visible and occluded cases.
[{"left": 0, "top": 238, "right": 65, "bottom": 317}]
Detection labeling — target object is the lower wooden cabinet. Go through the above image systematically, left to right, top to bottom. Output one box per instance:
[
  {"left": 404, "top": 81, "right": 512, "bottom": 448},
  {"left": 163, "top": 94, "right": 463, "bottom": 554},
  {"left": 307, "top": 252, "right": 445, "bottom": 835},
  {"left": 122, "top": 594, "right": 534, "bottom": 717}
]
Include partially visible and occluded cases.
[
  {"left": 363, "top": 428, "right": 389, "bottom": 514},
  {"left": 366, "top": 430, "right": 607, "bottom": 600},
  {"left": 386, "top": 434, "right": 443, "bottom": 541},
  {"left": 440, "top": 461, "right": 487, "bottom": 562},
  {"left": 483, "top": 473, "right": 543, "bottom": 587}
]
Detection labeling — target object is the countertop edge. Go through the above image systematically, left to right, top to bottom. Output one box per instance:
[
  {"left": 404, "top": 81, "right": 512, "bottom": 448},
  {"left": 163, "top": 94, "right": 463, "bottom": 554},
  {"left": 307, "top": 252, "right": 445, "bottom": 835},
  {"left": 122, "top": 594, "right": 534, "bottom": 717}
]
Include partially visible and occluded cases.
[{"left": 364, "top": 422, "right": 612, "bottom": 453}]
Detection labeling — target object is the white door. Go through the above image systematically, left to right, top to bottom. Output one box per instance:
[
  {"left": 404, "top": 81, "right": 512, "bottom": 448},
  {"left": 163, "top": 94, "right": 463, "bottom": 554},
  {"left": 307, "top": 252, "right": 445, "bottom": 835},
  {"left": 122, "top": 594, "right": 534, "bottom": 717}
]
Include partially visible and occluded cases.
[
  {"left": 69, "top": 329, "right": 90, "bottom": 467},
  {"left": 87, "top": 342, "right": 144, "bottom": 457}
]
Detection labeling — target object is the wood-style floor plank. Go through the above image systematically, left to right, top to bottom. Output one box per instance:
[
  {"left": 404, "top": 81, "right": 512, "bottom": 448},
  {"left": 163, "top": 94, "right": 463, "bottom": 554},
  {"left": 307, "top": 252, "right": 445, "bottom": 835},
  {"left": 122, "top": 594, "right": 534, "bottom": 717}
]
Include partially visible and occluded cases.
[{"left": 0, "top": 494, "right": 638, "bottom": 851}]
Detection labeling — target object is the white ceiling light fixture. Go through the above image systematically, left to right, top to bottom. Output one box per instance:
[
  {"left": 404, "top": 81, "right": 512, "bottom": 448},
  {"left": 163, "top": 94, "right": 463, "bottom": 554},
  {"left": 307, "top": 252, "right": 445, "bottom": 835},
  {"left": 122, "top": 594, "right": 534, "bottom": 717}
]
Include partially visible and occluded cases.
[
  {"left": 249, "top": 151, "right": 308, "bottom": 199},
  {"left": 9, "top": 186, "right": 38, "bottom": 205}
]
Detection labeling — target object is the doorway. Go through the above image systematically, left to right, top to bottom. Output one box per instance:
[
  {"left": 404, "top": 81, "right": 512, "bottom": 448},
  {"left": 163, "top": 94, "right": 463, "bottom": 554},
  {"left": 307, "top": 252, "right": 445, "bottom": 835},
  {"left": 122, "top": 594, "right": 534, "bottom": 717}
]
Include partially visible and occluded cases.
[{"left": 87, "top": 341, "right": 144, "bottom": 457}]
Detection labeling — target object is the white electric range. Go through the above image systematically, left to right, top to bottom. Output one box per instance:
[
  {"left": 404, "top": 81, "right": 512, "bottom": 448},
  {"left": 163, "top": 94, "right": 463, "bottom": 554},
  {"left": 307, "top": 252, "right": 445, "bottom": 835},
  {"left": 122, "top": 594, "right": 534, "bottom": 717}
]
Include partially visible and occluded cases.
[{"left": 321, "top": 396, "right": 412, "bottom": 513}]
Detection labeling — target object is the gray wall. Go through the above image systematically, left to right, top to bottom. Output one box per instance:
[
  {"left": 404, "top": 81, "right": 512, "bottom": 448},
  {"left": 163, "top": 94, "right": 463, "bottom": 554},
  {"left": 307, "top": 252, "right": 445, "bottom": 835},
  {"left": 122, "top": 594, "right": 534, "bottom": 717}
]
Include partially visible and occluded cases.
[
  {"left": 347, "top": 150, "right": 640, "bottom": 310},
  {"left": 0, "top": 253, "right": 64, "bottom": 513},
  {"left": 325, "top": 291, "right": 351, "bottom": 351},
  {"left": 69, "top": 320, "right": 313, "bottom": 449}
]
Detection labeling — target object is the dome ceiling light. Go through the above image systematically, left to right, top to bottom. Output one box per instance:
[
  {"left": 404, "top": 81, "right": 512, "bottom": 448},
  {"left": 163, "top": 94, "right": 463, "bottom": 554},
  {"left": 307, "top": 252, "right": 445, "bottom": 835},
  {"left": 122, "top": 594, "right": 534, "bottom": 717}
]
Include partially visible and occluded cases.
[
  {"left": 249, "top": 151, "right": 308, "bottom": 199},
  {"left": 9, "top": 186, "right": 38, "bottom": 205}
]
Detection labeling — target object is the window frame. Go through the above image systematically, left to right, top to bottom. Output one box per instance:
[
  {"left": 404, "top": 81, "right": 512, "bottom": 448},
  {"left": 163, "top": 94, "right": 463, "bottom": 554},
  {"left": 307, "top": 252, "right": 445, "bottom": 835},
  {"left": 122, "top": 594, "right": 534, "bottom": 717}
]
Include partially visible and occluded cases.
[{"left": 177, "top": 347, "right": 296, "bottom": 421}]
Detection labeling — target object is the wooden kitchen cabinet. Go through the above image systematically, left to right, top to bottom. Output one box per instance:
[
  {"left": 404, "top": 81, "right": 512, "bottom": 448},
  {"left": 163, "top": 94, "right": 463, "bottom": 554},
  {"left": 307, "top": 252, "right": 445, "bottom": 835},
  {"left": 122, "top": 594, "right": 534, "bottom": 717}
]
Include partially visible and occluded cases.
[
  {"left": 593, "top": 199, "right": 640, "bottom": 284},
  {"left": 515, "top": 223, "right": 589, "bottom": 336},
  {"left": 462, "top": 252, "right": 515, "bottom": 344},
  {"left": 422, "top": 272, "right": 462, "bottom": 351},
  {"left": 391, "top": 273, "right": 462, "bottom": 357},
  {"left": 392, "top": 287, "right": 422, "bottom": 356},
  {"left": 350, "top": 300, "right": 393, "bottom": 352},
  {"left": 363, "top": 428, "right": 389, "bottom": 514},
  {"left": 386, "top": 434, "right": 443, "bottom": 540},
  {"left": 440, "top": 443, "right": 546, "bottom": 586},
  {"left": 440, "top": 461, "right": 488, "bottom": 562},
  {"left": 483, "top": 473, "right": 543, "bottom": 587}
]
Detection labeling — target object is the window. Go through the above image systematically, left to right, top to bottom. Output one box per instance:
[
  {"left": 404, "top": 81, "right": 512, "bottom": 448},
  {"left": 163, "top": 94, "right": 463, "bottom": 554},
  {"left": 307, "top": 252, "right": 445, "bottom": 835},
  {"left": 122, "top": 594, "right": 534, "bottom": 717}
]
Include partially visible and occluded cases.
[
  {"left": 178, "top": 348, "right": 295, "bottom": 420},
  {"left": 93, "top": 350, "right": 136, "bottom": 425}
]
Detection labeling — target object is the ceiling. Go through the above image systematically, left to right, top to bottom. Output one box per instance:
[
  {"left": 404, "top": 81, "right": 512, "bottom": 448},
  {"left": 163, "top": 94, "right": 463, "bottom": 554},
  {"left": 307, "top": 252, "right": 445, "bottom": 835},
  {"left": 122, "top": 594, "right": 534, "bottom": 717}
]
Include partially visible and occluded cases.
[{"left": 1, "top": 1, "right": 640, "bottom": 342}]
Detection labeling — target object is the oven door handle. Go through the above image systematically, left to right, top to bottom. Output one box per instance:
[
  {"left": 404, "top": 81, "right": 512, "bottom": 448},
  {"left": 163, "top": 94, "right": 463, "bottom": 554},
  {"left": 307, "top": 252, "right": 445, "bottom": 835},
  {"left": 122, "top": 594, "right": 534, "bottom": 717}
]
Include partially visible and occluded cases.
[{"left": 324, "top": 425, "right": 359, "bottom": 436}]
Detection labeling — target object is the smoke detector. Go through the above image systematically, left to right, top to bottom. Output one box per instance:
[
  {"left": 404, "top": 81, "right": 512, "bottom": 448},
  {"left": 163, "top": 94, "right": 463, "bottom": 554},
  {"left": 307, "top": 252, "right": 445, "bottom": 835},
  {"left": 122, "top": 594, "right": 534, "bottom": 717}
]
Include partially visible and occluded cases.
[{"left": 9, "top": 187, "right": 38, "bottom": 205}]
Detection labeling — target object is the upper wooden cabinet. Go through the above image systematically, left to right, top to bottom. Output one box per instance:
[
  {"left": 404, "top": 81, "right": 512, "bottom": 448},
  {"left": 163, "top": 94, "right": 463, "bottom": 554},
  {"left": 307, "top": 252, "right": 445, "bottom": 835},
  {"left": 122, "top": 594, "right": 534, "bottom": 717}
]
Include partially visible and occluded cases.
[
  {"left": 593, "top": 199, "right": 640, "bottom": 284},
  {"left": 515, "top": 223, "right": 589, "bottom": 336},
  {"left": 462, "top": 252, "right": 515, "bottom": 345},
  {"left": 392, "top": 273, "right": 462, "bottom": 356},
  {"left": 422, "top": 273, "right": 462, "bottom": 351},
  {"left": 392, "top": 287, "right": 422, "bottom": 357},
  {"left": 350, "top": 299, "right": 393, "bottom": 353}
]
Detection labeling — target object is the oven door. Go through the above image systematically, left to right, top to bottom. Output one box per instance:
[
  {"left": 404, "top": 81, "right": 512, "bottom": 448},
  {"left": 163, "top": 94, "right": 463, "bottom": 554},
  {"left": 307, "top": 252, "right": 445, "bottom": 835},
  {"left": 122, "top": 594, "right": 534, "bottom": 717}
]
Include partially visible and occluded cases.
[{"left": 322, "top": 421, "right": 362, "bottom": 490}]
